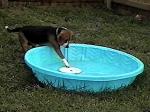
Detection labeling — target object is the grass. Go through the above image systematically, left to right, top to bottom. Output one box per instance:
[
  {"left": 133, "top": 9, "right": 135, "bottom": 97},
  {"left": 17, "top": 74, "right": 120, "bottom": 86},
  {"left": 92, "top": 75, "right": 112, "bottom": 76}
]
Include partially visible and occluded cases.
[{"left": 0, "top": 5, "right": 150, "bottom": 112}]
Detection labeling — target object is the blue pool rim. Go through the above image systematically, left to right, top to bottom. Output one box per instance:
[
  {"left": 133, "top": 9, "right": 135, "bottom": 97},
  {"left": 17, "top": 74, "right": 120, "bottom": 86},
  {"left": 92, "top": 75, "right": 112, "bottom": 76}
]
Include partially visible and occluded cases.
[{"left": 24, "top": 44, "right": 144, "bottom": 82}]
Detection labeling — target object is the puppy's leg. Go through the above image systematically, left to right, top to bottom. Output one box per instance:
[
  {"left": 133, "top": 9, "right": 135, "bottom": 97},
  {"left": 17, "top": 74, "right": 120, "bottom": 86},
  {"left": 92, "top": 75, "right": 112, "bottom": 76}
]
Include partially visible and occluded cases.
[{"left": 18, "top": 32, "right": 29, "bottom": 52}]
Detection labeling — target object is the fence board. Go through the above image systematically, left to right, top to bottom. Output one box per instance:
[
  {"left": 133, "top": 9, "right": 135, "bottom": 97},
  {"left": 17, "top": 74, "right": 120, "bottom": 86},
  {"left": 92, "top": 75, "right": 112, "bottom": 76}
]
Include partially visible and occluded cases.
[
  {"left": 0, "top": 0, "right": 8, "bottom": 7},
  {"left": 112, "top": 0, "right": 150, "bottom": 10}
]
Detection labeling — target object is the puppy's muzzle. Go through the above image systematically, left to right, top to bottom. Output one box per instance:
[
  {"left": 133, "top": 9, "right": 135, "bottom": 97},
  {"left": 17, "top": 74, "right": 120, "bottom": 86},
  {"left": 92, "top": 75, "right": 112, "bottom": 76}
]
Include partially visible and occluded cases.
[{"left": 61, "top": 42, "right": 69, "bottom": 48}]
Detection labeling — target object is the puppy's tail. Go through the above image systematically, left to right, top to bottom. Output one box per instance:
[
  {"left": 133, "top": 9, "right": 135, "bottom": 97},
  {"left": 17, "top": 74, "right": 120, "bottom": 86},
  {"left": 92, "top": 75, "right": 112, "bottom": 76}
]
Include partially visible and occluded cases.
[{"left": 5, "top": 26, "right": 22, "bottom": 33}]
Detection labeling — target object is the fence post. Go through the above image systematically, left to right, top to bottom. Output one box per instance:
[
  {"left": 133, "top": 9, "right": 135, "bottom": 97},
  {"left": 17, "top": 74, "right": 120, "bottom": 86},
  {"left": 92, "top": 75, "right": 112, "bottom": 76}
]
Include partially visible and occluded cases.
[
  {"left": 0, "top": 0, "right": 8, "bottom": 8},
  {"left": 105, "top": 0, "right": 112, "bottom": 10}
]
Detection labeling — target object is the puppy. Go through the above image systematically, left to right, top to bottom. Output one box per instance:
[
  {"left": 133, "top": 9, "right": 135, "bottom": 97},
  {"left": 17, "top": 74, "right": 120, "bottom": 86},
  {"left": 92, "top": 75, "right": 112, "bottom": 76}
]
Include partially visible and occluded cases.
[{"left": 5, "top": 25, "right": 74, "bottom": 67}]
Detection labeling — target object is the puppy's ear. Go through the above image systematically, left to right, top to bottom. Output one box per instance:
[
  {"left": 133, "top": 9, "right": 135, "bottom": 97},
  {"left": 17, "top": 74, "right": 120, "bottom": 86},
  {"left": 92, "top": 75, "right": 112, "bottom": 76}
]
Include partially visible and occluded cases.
[
  {"left": 57, "top": 30, "right": 65, "bottom": 39},
  {"left": 68, "top": 31, "right": 74, "bottom": 41},
  {"left": 70, "top": 31, "right": 74, "bottom": 36}
]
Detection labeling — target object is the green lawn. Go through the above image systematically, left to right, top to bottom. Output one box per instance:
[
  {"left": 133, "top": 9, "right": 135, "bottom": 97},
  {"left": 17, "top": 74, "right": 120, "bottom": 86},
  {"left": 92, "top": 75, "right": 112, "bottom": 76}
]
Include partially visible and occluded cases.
[{"left": 0, "top": 6, "right": 150, "bottom": 112}]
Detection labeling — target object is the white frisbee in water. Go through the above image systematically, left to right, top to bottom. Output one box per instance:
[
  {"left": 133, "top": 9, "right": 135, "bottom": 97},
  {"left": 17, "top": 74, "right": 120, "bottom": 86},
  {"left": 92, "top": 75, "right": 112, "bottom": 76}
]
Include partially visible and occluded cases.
[{"left": 59, "top": 67, "right": 81, "bottom": 74}]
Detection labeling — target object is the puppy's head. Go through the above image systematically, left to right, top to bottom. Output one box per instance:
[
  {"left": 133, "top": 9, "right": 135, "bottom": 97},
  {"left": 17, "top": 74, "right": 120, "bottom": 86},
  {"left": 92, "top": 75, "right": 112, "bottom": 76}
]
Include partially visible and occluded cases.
[{"left": 57, "top": 30, "right": 74, "bottom": 48}]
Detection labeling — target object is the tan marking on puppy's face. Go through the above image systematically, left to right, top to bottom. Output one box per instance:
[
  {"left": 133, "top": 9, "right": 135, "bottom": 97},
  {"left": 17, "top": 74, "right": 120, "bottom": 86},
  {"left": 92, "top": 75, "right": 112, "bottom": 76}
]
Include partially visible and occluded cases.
[{"left": 57, "top": 30, "right": 74, "bottom": 47}]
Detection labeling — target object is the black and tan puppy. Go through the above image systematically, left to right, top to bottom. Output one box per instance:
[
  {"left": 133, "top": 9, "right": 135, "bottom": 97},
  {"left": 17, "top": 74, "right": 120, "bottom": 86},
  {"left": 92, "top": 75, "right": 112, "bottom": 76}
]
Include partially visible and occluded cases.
[{"left": 5, "top": 25, "right": 74, "bottom": 67}]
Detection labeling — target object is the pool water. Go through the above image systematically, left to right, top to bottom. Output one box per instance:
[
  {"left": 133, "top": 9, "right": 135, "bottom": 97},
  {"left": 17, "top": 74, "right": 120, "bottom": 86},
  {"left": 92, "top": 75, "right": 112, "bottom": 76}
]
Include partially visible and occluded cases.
[{"left": 28, "top": 44, "right": 140, "bottom": 77}]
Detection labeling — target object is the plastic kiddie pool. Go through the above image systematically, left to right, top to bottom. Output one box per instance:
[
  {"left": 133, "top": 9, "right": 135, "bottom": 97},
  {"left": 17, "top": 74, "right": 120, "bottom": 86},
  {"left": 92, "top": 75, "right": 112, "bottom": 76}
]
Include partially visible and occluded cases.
[{"left": 25, "top": 44, "right": 144, "bottom": 92}]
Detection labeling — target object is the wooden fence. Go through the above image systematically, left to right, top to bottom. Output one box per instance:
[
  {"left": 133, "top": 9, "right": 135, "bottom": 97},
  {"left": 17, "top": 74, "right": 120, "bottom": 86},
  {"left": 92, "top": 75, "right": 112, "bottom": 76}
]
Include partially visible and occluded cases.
[
  {"left": 0, "top": 0, "right": 102, "bottom": 7},
  {"left": 0, "top": 0, "right": 150, "bottom": 11},
  {"left": 105, "top": 0, "right": 150, "bottom": 11}
]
